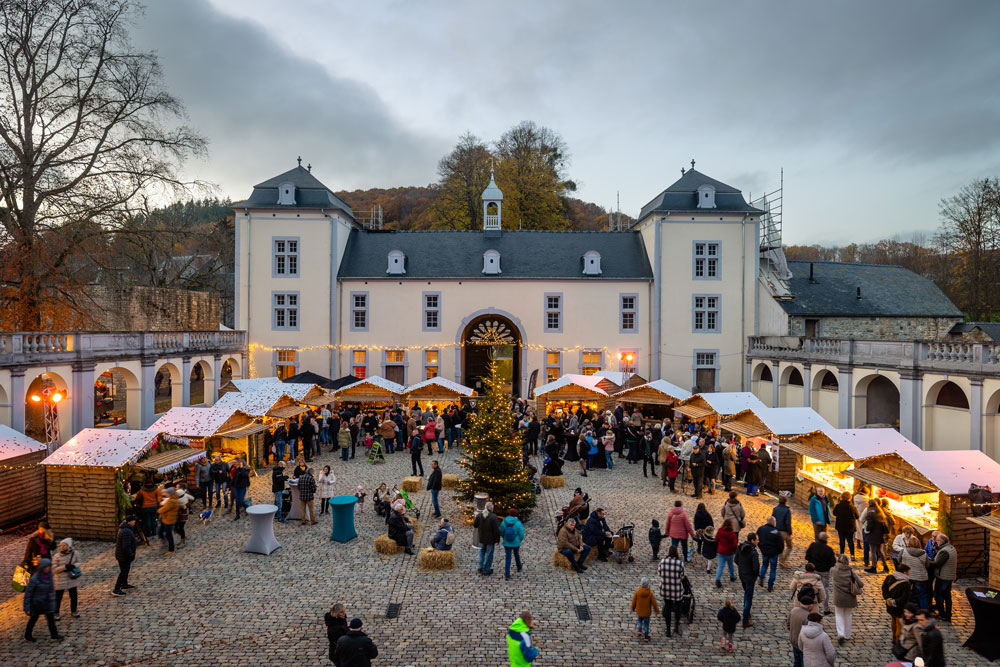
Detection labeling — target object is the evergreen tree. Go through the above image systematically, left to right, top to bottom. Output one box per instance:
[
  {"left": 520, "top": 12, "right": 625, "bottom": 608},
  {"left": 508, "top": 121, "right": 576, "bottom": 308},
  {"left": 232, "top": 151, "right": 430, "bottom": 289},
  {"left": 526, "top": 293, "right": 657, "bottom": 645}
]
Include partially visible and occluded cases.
[{"left": 459, "top": 355, "right": 536, "bottom": 518}]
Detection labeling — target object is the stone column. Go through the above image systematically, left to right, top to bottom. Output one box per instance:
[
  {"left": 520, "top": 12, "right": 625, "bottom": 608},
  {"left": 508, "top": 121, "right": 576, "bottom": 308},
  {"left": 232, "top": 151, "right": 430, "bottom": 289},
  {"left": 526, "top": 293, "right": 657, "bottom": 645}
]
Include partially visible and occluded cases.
[
  {"left": 209, "top": 354, "right": 222, "bottom": 407},
  {"left": 180, "top": 356, "right": 192, "bottom": 407},
  {"left": 140, "top": 358, "right": 157, "bottom": 428},
  {"left": 745, "top": 359, "right": 753, "bottom": 394},
  {"left": 771, "top": 361, "right": 781, "bottom": 407},
  {"left": 71, "top": 362, "right": 96, "bottom": 436},
  {"left": 802, "top": 364, "right": 812, "bottom": 408},
  {"left": 10, "top": 366, "right": 25, "bottom": 432},
  {"left": 837, "top": 366, "right": 853, "bottom": 428},
  {"left": 898, "top": 370, "right": 923, "bottom": 447},
  {"left": 970, "top": 376, "right": 984, "bottom": 451}
]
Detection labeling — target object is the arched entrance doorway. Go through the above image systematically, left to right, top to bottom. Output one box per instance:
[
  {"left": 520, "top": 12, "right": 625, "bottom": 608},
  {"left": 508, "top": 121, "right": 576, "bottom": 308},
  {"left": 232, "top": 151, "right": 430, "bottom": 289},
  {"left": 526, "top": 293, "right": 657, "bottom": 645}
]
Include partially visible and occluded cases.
[{"left": 462, "top": 315, "right": 521, "bottom": 396}]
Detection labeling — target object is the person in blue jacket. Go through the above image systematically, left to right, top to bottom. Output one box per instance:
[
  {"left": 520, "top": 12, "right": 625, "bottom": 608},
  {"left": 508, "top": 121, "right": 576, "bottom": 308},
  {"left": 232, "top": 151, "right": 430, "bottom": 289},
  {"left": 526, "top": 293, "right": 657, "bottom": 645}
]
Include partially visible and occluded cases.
[
  {"left": 808, "top": 488, "right": 831, "bottom": 542},
  {"left": 771, "top": 495, "right": 794, "bottom": 564},
  {"left": 583, "top": 508, "right": 614, "bottom": 561},
  {"left": 502, "top": 509, "right": 526, "bottom": 579},
  {"left": 23, "top": 558, "right": 63, "bottom": 642},
  {"left": 506, "top": 612, "right": 539, "bottom": 666}
]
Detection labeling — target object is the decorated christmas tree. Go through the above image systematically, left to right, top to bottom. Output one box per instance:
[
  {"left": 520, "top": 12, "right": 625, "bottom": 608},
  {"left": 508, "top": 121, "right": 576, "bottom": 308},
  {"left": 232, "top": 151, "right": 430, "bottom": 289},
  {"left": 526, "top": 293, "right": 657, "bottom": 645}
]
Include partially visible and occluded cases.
[{"left": 459, "top": 354, "right": 536, "bottom": 518}]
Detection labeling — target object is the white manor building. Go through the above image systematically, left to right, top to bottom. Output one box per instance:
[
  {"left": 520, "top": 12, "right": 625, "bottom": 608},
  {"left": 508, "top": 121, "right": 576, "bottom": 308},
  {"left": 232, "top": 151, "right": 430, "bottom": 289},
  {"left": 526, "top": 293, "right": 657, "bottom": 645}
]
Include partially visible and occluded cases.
[{"left": 234, "top": 162, "right": 963, "bottom": 407}]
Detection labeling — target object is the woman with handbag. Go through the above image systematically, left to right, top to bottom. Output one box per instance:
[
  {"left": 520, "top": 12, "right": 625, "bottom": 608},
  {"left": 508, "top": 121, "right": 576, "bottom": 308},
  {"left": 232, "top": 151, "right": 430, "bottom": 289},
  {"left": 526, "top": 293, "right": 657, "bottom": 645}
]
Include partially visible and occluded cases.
[
  {"left": 51, "top": 538, "right": 81, "bottom": 619},
  {"left": 830, "top": 554, "right": 862, "bottom": 646}
]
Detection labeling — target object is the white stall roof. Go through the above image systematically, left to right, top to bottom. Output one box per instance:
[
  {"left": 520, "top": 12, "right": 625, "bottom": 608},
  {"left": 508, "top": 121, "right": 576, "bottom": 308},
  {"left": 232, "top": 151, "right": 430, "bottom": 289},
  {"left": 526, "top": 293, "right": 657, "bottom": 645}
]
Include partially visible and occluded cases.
[
  {"left": 592, "top": 371, "right": 631, "bottom": 386},
  {"left": 534, "top": 374, "right": 608, "bottom": 397},
  {"left": 335, "top": 376, "right": 406, "bottom": 395},
  {"left": 230, "top": 377, "right": 282, "bottom": 392},
  {"left": 403, "top": 377, "right": 475, "bottom": 396},
  {"left": 616, "top": 379, "right": 692, "bottom": 402},
  {"left": 213, "top": 385, "right": 296, "bottom": 416},
  {"left": 694, "top": 392, "right": 767, "bottom": 416},
  {"left": 147, "top": 407, "right": 242, "bottom": 437},
  {"left": 753, "top": 407, "right": 834, "bottom": 436},
  {"left": 0, "top": 424, "right": 46, "bottom": 460},
  {"left": 819, "top": 428, "right": 921, "bottom": 460},
  {"left": 41, "top": 429, "right": 160, "bottom": 468},
  {"left": 906, "top": 450, "right": 1000, "bottom": 496}
]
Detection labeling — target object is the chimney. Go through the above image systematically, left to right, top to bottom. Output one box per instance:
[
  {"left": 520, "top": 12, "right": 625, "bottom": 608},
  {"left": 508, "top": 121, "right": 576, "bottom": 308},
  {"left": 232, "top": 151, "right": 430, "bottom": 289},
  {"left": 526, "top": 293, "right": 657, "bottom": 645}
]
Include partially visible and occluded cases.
[
  {"left": 808, "top": 263, "right": 816, "bottom": 283},
  {"left": 856, "top": 286, "right": 862, "bottom": 299}
]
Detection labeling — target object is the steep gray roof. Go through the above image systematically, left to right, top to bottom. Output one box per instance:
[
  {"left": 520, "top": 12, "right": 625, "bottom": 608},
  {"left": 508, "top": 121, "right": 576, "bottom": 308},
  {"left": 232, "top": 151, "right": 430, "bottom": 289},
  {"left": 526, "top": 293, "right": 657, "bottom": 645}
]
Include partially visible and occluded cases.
[
  {"left": 236, "top": 165, "right": 354, "bottom": 215},
  {"left": 638, "top": 169, "right": 763, "bottom": 221},
  {"left": 337, "top": 230, "right": 653, "bottom": 280},
  {"left": 780, "top": 260, "right": 962, "bottom": 318},
  {"left": 948, "top": 322, "right": 1000, "bottom": 341}
]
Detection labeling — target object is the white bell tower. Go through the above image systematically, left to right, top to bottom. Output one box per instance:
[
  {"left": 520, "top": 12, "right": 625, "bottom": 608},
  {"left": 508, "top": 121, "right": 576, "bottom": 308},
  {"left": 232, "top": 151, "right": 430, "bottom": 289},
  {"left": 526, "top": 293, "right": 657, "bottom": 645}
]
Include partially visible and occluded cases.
[{"left": 482, "top": 160, "right": 503, "bottom": 231}]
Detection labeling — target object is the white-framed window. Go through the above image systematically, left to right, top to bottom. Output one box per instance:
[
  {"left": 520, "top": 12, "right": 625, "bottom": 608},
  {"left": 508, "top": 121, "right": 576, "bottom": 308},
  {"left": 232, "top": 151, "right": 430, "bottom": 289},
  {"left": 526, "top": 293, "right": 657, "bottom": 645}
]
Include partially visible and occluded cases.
[
  {"left": 273, "top": 237, "right": 299, "bottom": 277},
  {"left": 693, "top": 241, "right": 720, "bottom": 280},
  {"left": 387, "top": 249, "right": 406, "bottom": 275},
  {"left": 482, "top": 249, "right": 501, "bottom": 274},
  {"left": 582, "top": 250, "right": 602, "bottom": 275},
  {"left": 272, "top": 292, "right": 299, "bottom": 330},
  {"left": 350, "top": 292, "right": 368, "bottom": 331},
  {"left": 423, "top": 292, "right": 441, "bottom": 332},
  {"left": 544, "top": 293, "right": 562, "bottom": 333},
  {"left": 620, "top": 293, "right": 638, "bottom": 333},
  {"left": 693, "top": 294, "right": 721, "bottom": 333},
  {"left": 275, "top": 349, "right": 297, "bottom": 380},
  {"left": 383, "top": 349, "right": 406, "bottom": 385},
  {"left": 352, "top": 350, "right": 367, "bottom": 379},
  {"left": 424, "top": 350, "right": 439, "bottom": 379},
  {"left": 545, "top": 350, "right": 561, "bottom": 382},
  {"left": 581, "top": 350, "right": 602, "bottom": 375}
]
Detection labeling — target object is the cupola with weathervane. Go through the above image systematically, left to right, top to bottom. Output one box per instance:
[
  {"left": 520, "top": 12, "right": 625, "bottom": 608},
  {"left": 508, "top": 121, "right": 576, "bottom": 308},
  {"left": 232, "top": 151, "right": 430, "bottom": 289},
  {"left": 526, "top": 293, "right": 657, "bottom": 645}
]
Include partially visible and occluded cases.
[{"left": 482, "top": 160, "right": 503, "bottom": 231}]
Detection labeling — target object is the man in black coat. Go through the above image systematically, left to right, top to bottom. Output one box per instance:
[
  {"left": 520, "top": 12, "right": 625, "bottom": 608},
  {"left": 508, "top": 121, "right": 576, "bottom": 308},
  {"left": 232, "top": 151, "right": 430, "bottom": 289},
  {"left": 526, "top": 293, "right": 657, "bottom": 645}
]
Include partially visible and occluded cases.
[
  {"left": 526, "top": 416, "right": 541, "bottom": 455},
  {"left": 689, "top": 443, "right": 707, "bottom": 499},
  {"left": 427, "top": 460, "right": 443, "bottom": 518},
  {"left": 583, "top": 508, "right": 613, "bottom": 561},
  {"left": 112, "top": 516, "right": 138, "bottom": 596},
  {"left": 755, "top": 516, "right": 784, "bottom": 591},
  {"left": 805, "top": 532, "right": 837, "bottom": 614},
  {"left": 735, "top": 533, "right": 760, "bottom": 627},
  {"left": 916, "top": 609, "right": 945, "bottom": 667},
  {"left": 335, "top": 618, "right": 378, "bottom": 667}
]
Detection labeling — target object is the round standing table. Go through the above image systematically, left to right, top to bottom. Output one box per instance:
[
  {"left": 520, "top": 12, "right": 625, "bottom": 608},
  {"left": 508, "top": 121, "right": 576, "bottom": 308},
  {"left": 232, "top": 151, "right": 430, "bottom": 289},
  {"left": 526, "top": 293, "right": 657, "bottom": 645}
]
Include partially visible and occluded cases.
[
  {"left": 286, "top": 481, "right": 312, "bottom": 522},
  {"left": 329, "top": 495, "right": 358, "bottom": 543},
  {"left": 244, "top": 504, "right": 282, "bottom": 555},
  {"left": 963, "top": 586, "right": 1000, "bottom": 660}
]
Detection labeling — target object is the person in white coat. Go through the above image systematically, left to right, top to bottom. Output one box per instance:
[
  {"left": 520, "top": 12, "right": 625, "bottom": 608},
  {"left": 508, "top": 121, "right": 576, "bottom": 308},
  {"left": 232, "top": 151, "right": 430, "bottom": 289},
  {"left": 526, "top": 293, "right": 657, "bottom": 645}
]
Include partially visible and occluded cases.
[
  {"left": 317, "top": 465, "right": 337, "bottom": 515},
  {"left": 798, "top": 612, "right": 836, "bottom": 667}
]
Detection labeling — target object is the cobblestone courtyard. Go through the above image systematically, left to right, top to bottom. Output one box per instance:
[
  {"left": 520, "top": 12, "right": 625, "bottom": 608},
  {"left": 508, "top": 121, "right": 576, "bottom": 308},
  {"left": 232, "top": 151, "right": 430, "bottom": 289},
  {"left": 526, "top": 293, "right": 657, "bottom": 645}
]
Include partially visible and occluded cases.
[{"left": 0, "top": 445, "right": 993, "bottom": 666}]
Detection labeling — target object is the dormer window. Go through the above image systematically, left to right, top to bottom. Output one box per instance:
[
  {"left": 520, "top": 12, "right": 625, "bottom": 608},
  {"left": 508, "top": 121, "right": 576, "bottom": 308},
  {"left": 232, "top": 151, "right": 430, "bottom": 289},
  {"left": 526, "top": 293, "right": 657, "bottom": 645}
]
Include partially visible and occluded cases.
[
  {"left": 277, "top": 181, "right": 296, "bottom": 206},
  {"left": 697, "top": 184, "right": 716, "bottom": 209},
  {"left": 386, "top": 249, "right": 406, "bottom": 275},
  {"left": 482, "top": 249, "right": 501, "bottom": 275},
  {"left": 582, "top": 250, "right": 602, "bottom": 275}
]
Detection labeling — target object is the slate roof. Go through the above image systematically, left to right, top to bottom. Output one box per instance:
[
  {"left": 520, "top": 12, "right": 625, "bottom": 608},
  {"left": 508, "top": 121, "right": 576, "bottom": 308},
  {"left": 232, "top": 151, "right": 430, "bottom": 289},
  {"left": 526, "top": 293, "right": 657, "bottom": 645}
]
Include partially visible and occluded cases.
[
  {"left": 236, "top": 165, "right": 354, "bottom": 216},
  {"left": 638, "top": 169, "right": 763, "bottom": 221},
  {"left": 337, "top": 230, "right": 653, "bottom": 280},
  {"left": 780, "top": 260, "right": 962, "bottom": 318},
  {"left": 948, "top": 322, "right": 1000, "bottom": 342}
]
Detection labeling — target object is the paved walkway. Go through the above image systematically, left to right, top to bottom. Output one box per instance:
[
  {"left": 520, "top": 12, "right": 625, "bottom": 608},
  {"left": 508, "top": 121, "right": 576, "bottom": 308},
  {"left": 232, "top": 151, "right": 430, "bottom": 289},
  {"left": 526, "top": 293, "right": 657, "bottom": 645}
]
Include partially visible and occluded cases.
[{"left": 0, "top": 445, "right": 992, "bottom": 666}]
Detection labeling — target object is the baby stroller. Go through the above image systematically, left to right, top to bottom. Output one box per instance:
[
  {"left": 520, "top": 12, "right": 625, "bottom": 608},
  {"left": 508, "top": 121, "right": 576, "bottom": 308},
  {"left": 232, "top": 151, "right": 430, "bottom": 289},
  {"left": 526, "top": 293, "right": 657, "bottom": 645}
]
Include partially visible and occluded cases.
[
  {"left": 611, "top": 523, "right": 635, "bottom": 563},
  {"left": 677, "top": 575, "right": 696, "bottom": 623}
]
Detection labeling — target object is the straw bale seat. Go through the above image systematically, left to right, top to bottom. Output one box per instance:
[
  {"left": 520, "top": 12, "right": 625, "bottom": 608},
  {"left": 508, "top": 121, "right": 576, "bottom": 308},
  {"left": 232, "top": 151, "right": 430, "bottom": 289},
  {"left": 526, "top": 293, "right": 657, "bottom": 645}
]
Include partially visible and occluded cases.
[
  {"left": 440, "top": 473, "right": 461, "bottom": 489},
  {"left": 540, "top": 475, "right": 565, "bottom": 489},
  {"left": 401, "top": 476, "right": 423, "bottom": 493},
  {"left": 374, "top": 533, "right": 402, "bottom": 555},
  {"left": 420, "top": 547, "right": 456, "bottom": 570},
  {"left": 552, "top": 547, "right": 597, "bottom": 570}
]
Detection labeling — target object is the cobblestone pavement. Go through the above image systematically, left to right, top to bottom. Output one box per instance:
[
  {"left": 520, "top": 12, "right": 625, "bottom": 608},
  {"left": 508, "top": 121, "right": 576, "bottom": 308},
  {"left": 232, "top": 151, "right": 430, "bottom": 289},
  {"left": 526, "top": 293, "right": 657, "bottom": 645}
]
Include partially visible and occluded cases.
[{"left": 0, "top": 446, "right": 993, "bottom": 666}]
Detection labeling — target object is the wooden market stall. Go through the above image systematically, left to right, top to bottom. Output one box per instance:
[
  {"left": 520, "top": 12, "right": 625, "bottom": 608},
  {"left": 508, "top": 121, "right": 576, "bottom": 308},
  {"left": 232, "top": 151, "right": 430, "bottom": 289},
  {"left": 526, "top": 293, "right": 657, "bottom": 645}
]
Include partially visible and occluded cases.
[
  {"left": 592, "top": 371, "right": 647, "bottom": 391},
  {"left": 534, "top": 374, "right": 610, "bottom": 416},
  {"left": 217, "top": 376, "right": 283, "bottom": 397},
  {"left": 333, "top": 376, "right": 405, "bottom": 407},
  {"left": 401, "top": 377, "right": 476, "bottom": 413},
  {"left": 612, "top": 379, "right": 692, "bottom": 423},
  {"left": 274, "top": 382, "right": 337, "bottom": 408},
  {"left": 672, "top": 392, "right": 768, "bottom": 431},
  {"left": 148, "top": 406, "right": 270, "bottom": 469},
  {"left": 719, "top": 407, "right": 834, "bottom": 493},
  {"left": 0, "top": 424, "right": 47, "bottom": 529},
  {"left": 781, "top": 428, "right": 921, "bottom": 506},
  {"left": 40, "top": 429, "right": 203, "bottom": 540},
  {"left": 843, "top": 449, "right": 1000, "bottom": 574},
  {"left": 966, "top": 514, "right": 1000, "bottom": 590}
]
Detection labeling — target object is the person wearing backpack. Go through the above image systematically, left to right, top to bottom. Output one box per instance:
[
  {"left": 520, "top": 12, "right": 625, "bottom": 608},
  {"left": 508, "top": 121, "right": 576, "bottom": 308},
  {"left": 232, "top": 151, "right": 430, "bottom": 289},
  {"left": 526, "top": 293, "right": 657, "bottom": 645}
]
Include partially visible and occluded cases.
[
  {"left": 501, "top": 509, "right": 526, "bottom": 580},
  {"left": 431, "top": 517, "right": 455, "bottom": 551}
]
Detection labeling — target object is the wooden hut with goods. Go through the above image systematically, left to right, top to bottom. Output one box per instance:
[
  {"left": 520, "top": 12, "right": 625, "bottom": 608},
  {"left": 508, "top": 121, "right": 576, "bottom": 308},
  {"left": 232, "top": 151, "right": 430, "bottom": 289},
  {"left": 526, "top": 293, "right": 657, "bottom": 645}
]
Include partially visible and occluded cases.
[
  {"left": 533, "top": 374, "right": 610, "bottom": 416},
  {"left": 333, "top": 376, "right": 405, "bottom": 407},
  {"left": 401, "top": 377, "right": 476, "bottom": 413},
  {"left": 612, "top": 379, "right": 691, "bottom": 424},
  {"left": 272, "top": 382, "right": 336, "bottom": 408},
  {"left": 672, "top": 392, "right": 767, "bottom": 431},
  {"left": 148, "top": 406, "right": 270, "bottom": 469},
  {"left": 719, "top": 407, "right": 834, "bottom": 493},
  {"left": 0, "top": 425, "right": 47, "bottom": 529},
  {"left": 781, "top": 428, "right": 921, "bottom": 506},
  {"left": 40, "top": 429, "right": 203, "bottom": 540},
  {"left": 842, "top": 449, "right": 1000, "bottom": 574},
  {"left": 966, "top": 514, "right": 1000, "bottom": 589}
]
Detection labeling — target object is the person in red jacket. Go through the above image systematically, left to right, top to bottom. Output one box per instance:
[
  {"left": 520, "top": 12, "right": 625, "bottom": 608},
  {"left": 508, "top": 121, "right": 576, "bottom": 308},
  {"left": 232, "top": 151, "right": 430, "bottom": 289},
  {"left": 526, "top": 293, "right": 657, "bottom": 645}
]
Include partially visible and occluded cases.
[
  {"left": 665, "top": 500, "right": 697, "bottom": 562},
  {"left": 715, "top": 518, "right": 740, "bottom": 587}
]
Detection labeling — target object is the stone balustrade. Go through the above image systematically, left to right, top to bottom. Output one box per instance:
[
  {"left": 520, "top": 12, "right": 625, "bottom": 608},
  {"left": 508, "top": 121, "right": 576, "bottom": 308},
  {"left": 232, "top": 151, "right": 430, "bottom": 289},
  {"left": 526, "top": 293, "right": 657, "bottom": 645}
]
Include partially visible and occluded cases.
[{"left": 0, "top": 330, "right": 246, "bottom": 366}]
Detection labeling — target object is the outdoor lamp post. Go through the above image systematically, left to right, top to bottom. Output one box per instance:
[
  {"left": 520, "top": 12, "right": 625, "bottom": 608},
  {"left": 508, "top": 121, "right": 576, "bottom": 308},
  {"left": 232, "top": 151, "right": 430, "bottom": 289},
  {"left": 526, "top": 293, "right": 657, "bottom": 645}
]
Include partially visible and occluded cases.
[
  {"left": 617, "top": 352, "right": 635, "bottom": 388},
  {"left": 30, "top": 386, "right": 64, "bottom": 455}
]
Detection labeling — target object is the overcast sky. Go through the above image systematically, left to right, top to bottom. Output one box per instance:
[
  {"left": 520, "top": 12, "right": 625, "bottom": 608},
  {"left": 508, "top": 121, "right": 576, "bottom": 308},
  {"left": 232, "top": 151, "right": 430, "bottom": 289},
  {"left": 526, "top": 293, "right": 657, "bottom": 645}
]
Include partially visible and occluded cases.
[{"left": 135, "top": 0, "right": 1000, "bottom": 245}]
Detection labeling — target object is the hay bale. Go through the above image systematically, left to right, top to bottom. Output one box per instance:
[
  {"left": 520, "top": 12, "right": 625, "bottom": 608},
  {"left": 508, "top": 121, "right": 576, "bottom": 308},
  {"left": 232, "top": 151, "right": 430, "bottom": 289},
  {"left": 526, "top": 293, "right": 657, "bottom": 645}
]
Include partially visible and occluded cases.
[
  {"left": 441, "top": 473, "right": 461, "bottom": 489},
  {"left": 540, "top": 475, "right": 565, "bottom": 489},
  {"left": 401, "top": 476, "right": 423, "bottom": 493},
  {"left": 407, "top": 516, "right": 420, "bottom": 535},
  {"left": 374, "top": 533, "right": 402, "bottom": 555},
  {"left": 420, "top": 547, "right": 456, "bottom": 570},
  {"left": 552, "top": 547, "right": 597, "bottom": 570}
]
